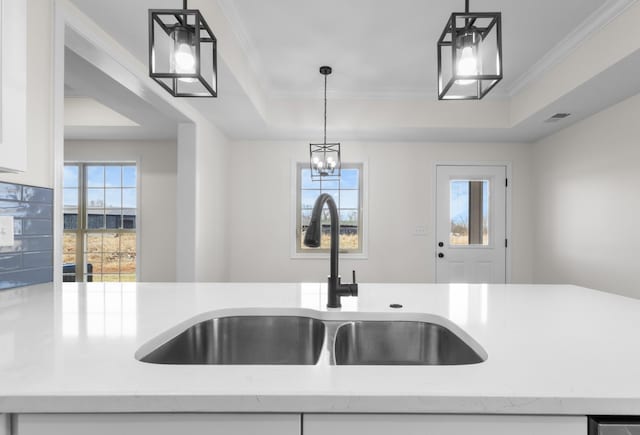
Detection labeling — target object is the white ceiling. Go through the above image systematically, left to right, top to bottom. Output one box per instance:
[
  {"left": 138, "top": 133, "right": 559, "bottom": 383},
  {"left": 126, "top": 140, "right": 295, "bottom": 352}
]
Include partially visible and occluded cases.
[
  {"left": 66, "top": 0, "right": 639, "bottom": 142},
  {"left": 71, "top": 0, "right": 606, "bottom": 99},
  {"left": 218, "top": 0, "right": 604, "bottom": 98},
  {"left": 64, "top": 48, "right": 178, "bottom": 140}
]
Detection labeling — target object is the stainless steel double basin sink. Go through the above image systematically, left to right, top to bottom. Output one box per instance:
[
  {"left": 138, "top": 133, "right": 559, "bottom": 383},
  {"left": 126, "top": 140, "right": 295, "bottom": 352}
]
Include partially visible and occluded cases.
[{"left": 137, "top": 311, "right": 487, "bottom": 366}]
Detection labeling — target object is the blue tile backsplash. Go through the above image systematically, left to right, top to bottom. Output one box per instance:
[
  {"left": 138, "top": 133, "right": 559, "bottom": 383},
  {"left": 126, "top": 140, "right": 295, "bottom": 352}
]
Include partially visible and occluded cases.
[{"left": 0, "top": 182, "right": 53, "bottom": 290}]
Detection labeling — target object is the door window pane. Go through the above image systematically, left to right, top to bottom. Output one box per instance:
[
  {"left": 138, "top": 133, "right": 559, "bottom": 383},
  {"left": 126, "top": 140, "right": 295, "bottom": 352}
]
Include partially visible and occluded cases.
[{"left": 450, "top": 180, "right": 489, "bottom": 246}]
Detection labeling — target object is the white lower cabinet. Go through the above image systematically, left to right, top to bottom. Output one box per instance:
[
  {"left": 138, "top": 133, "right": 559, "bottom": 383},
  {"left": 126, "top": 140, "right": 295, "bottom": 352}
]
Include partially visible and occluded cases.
[
  {"left": 13, "top": 412, "right": 588, "bottom": 435},
  {"left": 15, "top": 413, "right": 301, "bottom": 435},
  {"left": 303, "top": 414, "right": 587, "bottom": 435}
]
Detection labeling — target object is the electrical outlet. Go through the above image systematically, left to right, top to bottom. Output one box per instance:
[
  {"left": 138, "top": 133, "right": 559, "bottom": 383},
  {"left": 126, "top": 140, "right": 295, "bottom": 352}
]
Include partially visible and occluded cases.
[
  {"left": 0, "top": 216, "right": 15, "bottom": 247},
  {"left": 414, "top": 225, "right": 428, "bottom": 237}
]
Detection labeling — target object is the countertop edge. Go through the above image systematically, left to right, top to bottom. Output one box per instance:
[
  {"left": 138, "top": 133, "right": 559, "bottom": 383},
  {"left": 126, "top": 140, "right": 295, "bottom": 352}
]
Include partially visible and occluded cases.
[{"left": 1, "top": 395, "right": 639, "bottom": 415}]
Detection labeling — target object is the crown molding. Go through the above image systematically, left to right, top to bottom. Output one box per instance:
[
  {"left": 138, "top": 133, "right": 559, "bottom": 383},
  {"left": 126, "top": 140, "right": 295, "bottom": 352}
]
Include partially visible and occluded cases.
[{"left": 507, "top": 0, "right": 638, "bottom": 96}]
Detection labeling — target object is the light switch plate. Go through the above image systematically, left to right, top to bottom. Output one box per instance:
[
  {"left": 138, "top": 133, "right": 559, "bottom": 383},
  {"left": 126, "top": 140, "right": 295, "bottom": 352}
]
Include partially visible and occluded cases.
[{"left": 0, "top": 216, "right": 15, "bottom": 247}]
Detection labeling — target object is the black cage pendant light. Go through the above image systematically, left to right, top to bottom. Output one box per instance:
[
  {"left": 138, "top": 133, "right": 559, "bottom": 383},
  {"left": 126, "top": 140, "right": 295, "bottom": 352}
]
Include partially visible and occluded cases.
[
  {"left": 149, "top": 0, "right": 217, "bottom": 97},
  {"left": 437, "top": 0, "right": 502, "bottom": 100},
  {"left": 309, "top": 66, "right": 341, "bottom": 181}
]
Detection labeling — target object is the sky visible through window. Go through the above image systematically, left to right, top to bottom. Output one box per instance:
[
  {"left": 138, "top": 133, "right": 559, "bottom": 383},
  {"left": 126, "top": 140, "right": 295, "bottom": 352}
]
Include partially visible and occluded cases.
[
  {"left": 64, "top": 165, "right": 136, "bottom": 208},
  {"left": 450, "top": 181, "right": 489, "bottom": 222}
]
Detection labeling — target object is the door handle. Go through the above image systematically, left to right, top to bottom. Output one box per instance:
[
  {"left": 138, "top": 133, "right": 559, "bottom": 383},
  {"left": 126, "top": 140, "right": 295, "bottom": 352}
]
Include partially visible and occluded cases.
[
  {"left": 438, "top": 242, "right": 444, "bottom": 247},
  {"left": 438, "top": 253, "right": 444, "bottom": 258}
]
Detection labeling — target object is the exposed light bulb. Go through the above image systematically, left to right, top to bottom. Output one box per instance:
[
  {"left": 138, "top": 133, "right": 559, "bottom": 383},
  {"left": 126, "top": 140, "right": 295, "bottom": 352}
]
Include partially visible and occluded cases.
[
  {"left": 171, "top": 27, "right": 197, "bottom": 83},
  {"left": 175, "top": 43, "right": 195, "bottom": 72},
  {"left": 457, "top": 46, "right": 478, "bottom": 86},
  {"left": 312, "top": 156, "right": 320, "bottom": 165}
]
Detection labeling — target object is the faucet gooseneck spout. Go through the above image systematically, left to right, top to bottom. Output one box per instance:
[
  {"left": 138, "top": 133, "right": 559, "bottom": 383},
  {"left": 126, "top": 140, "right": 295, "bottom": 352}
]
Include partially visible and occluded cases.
[{"left": 304, "top": 193, "right": 358, "bottom": 308}]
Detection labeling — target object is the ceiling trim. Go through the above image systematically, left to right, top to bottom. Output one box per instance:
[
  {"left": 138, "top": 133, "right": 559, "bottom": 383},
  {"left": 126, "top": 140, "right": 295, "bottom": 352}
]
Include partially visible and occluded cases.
[{"left": 507, "top": 0, "right": 638, "bottom": 96}]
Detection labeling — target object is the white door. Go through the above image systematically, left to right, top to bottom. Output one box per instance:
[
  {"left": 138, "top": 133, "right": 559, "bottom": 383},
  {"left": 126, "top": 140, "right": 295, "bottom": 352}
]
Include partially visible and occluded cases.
[{"left": 436, "top": 165, "right": 507, "bottom": 283}]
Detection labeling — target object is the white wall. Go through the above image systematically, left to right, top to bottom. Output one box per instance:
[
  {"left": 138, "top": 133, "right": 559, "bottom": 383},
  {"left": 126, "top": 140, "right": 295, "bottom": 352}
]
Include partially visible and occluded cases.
[
  {"left": 0, "top": 0, "right": 53, "bottom": 188},
  {"left": 532, "top": 92, "right": 640, "bottom": 298},
  {"left": 175, "top": 121, "right": 230, "bottom": 282},
  {"left": 193, "top": 122, "right": 230, "bottom": 282},
  {"left": 65, "top": 140, "right": 177, "bottom": 282},
  {"left": 227, "top": 140, "right": 533, "bottom": 284}
]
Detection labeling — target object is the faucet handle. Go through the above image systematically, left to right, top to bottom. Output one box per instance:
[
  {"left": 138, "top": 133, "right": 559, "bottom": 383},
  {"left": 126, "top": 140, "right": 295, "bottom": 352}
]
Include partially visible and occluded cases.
[{"left": 350, "top": 270, "right": 359, "bottom": 296}]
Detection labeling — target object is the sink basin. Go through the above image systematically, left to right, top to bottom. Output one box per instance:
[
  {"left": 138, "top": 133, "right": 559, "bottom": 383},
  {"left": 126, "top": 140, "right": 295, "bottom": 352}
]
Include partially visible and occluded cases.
[
  {"left": 140, "top": 316, "right": 325, "bottom": 365},
  {"left": 333, "top": 321, "right": 485, "bottom": 365}
]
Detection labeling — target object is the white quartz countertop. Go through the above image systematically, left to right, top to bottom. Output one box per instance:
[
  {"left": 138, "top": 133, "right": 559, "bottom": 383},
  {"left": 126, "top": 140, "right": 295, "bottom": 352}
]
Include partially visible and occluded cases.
[{"left": 0, "top": 282, "right": 639, "bottom": 415}]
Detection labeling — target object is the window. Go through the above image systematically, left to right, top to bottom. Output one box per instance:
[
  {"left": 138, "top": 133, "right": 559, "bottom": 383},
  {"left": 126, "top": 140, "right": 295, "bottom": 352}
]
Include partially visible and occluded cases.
[
  {"left": 296, "top": 162, "right": 363, "bottom": 254},
  {"left": 63, "top": 163, "right": 137, "bottom": 282},
  {"left": 450, "top": 179, "right": 489, "bottom": 246}
]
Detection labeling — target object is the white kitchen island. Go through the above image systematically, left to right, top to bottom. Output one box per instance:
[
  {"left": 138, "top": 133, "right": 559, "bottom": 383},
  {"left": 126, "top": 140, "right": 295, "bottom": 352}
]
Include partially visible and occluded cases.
[{"left": 1, "top": 282, "right": 639, "bottom": 434}]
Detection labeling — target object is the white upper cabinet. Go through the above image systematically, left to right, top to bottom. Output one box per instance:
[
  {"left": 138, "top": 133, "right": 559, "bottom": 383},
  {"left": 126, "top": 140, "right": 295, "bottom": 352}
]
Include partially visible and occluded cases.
[{"left": 0, "top": 0, "right": 27, "bottom": 173}]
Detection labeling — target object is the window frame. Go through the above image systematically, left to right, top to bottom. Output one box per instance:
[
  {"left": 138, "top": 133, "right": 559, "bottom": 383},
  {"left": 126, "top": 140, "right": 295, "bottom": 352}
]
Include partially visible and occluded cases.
[
  {"left": 291, "top": 160, "right": 368, "bottom": 259},
  {"left": 63, "top": 161, "right": 140, "bottom": 282}
]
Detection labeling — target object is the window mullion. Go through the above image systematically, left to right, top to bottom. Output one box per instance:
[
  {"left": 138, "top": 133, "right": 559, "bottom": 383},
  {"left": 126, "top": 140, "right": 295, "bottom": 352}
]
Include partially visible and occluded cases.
[{"left": 76, "top": 163, "right": 86, "bottom": 281}]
